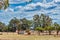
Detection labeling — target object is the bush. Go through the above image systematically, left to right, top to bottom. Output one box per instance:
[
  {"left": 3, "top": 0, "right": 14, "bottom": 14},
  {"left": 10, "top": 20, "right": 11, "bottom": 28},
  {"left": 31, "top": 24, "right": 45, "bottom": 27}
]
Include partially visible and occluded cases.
[{"left": 35, "top": 27, "right": 44, "bottom": 31}]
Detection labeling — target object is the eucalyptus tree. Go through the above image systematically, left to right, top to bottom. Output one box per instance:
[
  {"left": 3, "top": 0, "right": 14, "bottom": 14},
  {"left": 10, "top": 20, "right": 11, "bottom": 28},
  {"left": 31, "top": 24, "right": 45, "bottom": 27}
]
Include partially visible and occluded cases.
[
  {"left": 33, "top": 14, "right": 40, "bottom": 29},
  {"left": 40, "top": 14, "right": 52, "bottom": 28},
  {"left": 40, "top": 14, "right": 46, "bottom": 28},
  {"left": 8, "top": 17, "right": 20, "bottom": 32},
  {"left": 20, "top": 18, "right": 32, "bottom": 30},
  {"left": 20, "top": 18, "right": 32, "bottom": 35},
  {"left": 0, "top": 22, "right": 5, "bottom": 35},
  {"left": 0, "top": 22, "right": 5, "bottom": 32},
  {"left": 54, "top": 22, "right": 60, "bottom": 35}
]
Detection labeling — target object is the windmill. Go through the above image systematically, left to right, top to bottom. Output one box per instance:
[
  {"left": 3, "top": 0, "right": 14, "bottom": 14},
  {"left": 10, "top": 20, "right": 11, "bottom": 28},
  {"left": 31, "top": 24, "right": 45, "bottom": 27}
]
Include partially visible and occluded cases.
[
  {"left": 0, "top": 0, "right": 9, "bottom": 9},
  {"left": 0, "top": 0, "right": 4, "bottom": 9}
]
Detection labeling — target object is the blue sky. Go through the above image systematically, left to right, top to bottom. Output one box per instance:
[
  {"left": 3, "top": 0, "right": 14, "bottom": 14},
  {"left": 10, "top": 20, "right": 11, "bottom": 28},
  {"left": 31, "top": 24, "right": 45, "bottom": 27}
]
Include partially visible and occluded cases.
[{"left": 0, "top": 0, "right": 60, "bottom": 25}]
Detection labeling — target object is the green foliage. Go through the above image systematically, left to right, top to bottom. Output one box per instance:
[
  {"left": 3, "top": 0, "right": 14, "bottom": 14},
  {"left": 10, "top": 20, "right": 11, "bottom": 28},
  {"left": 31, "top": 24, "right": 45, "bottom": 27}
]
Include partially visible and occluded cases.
[
  {"left": 0, "top": 14, "right": 59, "bottom": 32},
  {"left": 33, "top": 14, "right": 52, "bottom": 28},
  {"left": 33, "top": 14, "right": 40, "bottom": 28},
  {"left": 8, "top": 17, "right": 20, "bottom": 32},
  {"left": 9, "top": 17, "right": 20, "bottom": 26},
  {"left": 20, "top": 18, "right": 32, "bottom": 30},
  {"left": 0, "top": 22, "right": 5, "bottom": 32},
  {"left": 54, "top": 22, "right": 60, "bottom": 30},
  {"left": 17, "top": 25, "right": 21, "bottom": 31},
  {"left": 2, "top": 26, "right": 8, "bottom": 32},
  {"left": 44, "top": 26, "right": 54, "bottom": 31},
  {"left": 56, "top": 26, "right": 60, "bottom": 31},
  {"left": 35, "top": 27, "right": 44, "bottom": 31},
  {"left": 57, "top": 27, "right": 60, "bottom": 30}
]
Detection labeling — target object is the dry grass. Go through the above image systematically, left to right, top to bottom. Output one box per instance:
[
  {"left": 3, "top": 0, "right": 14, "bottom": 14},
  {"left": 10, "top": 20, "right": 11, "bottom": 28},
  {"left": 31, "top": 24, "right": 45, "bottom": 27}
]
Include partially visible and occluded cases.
[{"left": 0, "top": 32, "right": 60, "bottom": 40}]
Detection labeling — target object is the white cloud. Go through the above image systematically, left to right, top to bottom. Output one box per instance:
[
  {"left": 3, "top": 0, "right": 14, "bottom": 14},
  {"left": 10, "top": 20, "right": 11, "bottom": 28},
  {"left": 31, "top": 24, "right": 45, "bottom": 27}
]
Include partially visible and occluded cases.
[
  {"left": 9, "top": 0, "right": 32, "bottom": 4},
  {"left": 54, "top": 0, "right": 60, "bottom": 2},
  {"left": 24, "top": 2, "right": 57, "bottom": 10},
  {"left": 5, "top": 8, "right": 14, "bottom": 12}
]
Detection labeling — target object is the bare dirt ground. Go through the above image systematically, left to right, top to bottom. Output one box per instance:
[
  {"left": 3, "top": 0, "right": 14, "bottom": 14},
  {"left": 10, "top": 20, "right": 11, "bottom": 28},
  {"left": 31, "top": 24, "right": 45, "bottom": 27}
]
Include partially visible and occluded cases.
[{"left": 0, "top": 32, "right": 60, "bottom": 40}]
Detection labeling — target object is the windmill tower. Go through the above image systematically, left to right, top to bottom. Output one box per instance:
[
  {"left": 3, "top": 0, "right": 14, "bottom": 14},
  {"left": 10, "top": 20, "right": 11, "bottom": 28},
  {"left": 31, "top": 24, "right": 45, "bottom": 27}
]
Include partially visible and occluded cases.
[
  {"left": 0, "top": 0, "right": 4, "bottom": 9},
  {"left": 0, "top": 0, "right": 4, "bottom": 5}
]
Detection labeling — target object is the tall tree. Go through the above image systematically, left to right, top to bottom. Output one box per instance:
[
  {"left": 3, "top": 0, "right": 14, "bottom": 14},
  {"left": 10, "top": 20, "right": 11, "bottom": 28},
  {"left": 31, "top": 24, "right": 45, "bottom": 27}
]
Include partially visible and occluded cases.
[
  {"left": 33, "top": 14, "right": 40, "bottom": 29},
  {"left": 33, "top": 14, "right": 52, "bottom": 30},
  {"left": 40, "top": 14, "right": 52, "bottom": 28},
  {"left": 40, "top": 14, "right": 46, "bottom": 28},
  {"left": 8, "top": 17, "right": 20, "bottom": 32},
  {"left": 20, "top": 18, "right": 31, "bottom": 30},
  {"left": 20, "top": 18, "right": 32, "bottom": 35},
  {"left": 0, "top": 22, "right": 5, "bottom": 35},
  {"left": 0, "top": 22, "right": 5, "bottom": 32},
  {"left": 54, "top": 22, "right": 60, "bottom": 35}
]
